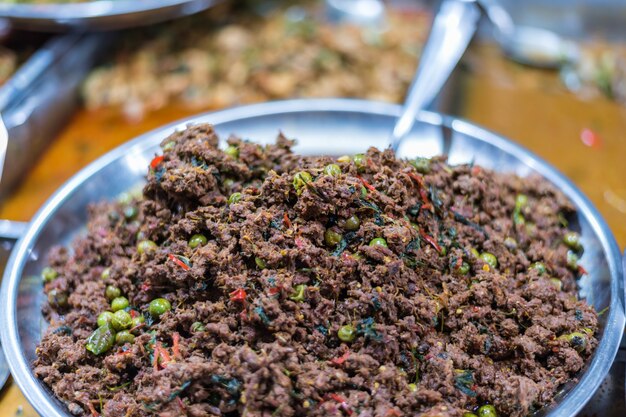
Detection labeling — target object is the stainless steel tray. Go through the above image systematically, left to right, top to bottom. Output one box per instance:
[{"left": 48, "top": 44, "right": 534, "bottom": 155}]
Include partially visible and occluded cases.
[
  {"left": 0, "top": 0, "right": 221, "bottom": 31},
  {"left": 0, "top": 32, "right": 108, "bottom": 200},
  {"left": 0, "top": 99, "right": 624, "bottom": 417}
]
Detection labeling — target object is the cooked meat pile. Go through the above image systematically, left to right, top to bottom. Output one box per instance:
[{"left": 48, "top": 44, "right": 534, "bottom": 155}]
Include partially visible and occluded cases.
[
  {"left": 81, "top": 2, "right": 429, "bottom": 120},
  {"left": 34, "top": 125, "right": 596, "bottom": 417}
]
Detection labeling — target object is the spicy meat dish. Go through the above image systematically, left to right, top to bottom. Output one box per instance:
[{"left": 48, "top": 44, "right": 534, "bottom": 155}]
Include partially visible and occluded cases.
[{"left": 34, "top": 125, "right": 595, "bottom": 417}]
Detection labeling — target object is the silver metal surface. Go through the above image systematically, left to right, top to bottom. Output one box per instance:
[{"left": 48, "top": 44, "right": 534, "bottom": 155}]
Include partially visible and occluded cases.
[
  {"left": 0, "top": 0, "right": 219, "bottom": 31},
  {"left": 325, "top": 0, "right": 385, "bottom": 27},
  {"left": 391, "top": 0, "right": 480, "bottom": 151},
  {"left": 479, "top": 0, "right": 579, "bottom": 68},
  {"left": 0, "top": 33, "right": 108, "bottom": 200},
  {"left": 0, "top": 98, "right": 623, "bottom": 416},
  {"left": 0, "top": 346, "right": 8, "bottom": 391}
]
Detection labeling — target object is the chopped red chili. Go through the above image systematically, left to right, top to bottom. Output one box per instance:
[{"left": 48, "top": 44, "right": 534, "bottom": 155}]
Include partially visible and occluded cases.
[
  {"left": 580, "top": 128, "right": 602, "bottom": 149},
  {"left": 150, "top": 155, "right": 165, "bottom": 170},
  {"left": 357, "top": 175, "right": 377, "bottom": 192},
  {"left": 283, "top": 212, "right": 292, "bottom": 229},
  {"left": 419, "top": 229, "right": 442, "bottom": 254},
  {"left": 168, "top": 254, "right": 191, "bottom": 271},
  {"left": 578, "top": 265, "right": 588, "bottom": 276},
  {"left": 229, "top": 288, "right": 247, "bottom": 303},
  {"left": 331, "top": 351, "right": 350, "bottom": 365},
  {"left": 86, "top": 402, "right": 100, "bottom": 417}
]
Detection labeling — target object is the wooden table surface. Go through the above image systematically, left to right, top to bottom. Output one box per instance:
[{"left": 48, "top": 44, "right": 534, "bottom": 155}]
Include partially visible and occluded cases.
[{"left": 0, "top": 43, "right": 625, "bottom": 416}]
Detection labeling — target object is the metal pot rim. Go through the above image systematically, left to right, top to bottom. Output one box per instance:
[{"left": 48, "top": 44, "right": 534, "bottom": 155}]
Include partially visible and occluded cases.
[{"left": 1, "top": 98, "right": 623, "bottom": 417}]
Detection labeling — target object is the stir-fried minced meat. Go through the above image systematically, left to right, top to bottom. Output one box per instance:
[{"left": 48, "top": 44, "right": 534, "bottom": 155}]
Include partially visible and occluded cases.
[{"left": 34, "top": 124, "right": 597, "bottom": 417}]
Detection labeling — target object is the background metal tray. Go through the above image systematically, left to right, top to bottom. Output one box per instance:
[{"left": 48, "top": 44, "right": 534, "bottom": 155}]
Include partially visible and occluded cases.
[
  {"left": 0, "top": 0, "right": 221, "bottom": 32},
  {"left": 0, "top": 33, "right": 108, "bottom": 200}
]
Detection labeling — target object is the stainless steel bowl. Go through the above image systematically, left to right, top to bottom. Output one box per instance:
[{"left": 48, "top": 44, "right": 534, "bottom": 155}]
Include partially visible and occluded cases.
[
  {"left": 0, "top": 0, "right": 220, "bottom": 31},
  {"left": 1, "top": 99, "right": 624, "bottom": 416}
]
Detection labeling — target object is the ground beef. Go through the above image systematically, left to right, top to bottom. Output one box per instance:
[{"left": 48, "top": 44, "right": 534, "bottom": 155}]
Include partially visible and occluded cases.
[{"left": 34, "top": 124, "right": 597, "bottom": 417}]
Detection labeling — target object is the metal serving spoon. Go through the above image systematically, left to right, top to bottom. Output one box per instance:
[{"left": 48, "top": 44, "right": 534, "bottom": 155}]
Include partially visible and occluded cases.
[
  {"left": 391, "top": 0, "right": 481, "bottom": 151},
  {"left": 479, "top": 0, "right": 579, "bottom": 69}
]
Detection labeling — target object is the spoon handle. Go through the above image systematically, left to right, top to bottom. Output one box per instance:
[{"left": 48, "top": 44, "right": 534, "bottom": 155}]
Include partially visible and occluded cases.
[{"left": 391, "top": 0, "right": 481, "bottom": 151}]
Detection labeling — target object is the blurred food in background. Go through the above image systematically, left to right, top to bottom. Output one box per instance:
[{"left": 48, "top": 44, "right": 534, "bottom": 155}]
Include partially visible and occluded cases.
[{"left": 81, "top": 1, "right": 430, "bottom": 121}]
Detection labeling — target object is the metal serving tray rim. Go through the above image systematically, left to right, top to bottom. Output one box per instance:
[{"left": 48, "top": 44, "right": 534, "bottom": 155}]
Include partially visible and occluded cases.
[{"left": 1, "top": 98, "right": 623, "bottom": 417}]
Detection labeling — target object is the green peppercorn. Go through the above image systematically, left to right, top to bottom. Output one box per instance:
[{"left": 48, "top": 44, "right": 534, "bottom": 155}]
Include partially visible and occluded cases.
[
  {"left": 162, "top": 141, "right": 176, "bottom": 151},
  {"left": 224, "top": 145, "right": 239, "bottom": 159},
  {"left": 353, "top": 154, "right": 365, "bottom": 167},
  {"left": 337, "top": 155, "right": 351, "bottom": 163},
  {"left": 411, "top": 157, "right": 431, "bottom": 174},
  {"left": 323, "top": 164, "right": 342, "bottom": 177},
  {"left": 293, "top": 171, "right": 313, "bottom": 195},
  {"left": 223, "top": 178, "right": 235, "bottom": 190},
  {"left": 117, "top": 192, "right": 132, "bottom": 205},
  {"left": 228, "top": 192, "right": 242, "bottom": 204},
  {"left": 515, "top": 194, "right": 528, "bottom": 209},
  {"left": 123, "top": 206, "right": 138, "bottom": 220},
  {"left": 513, "top": 211, "right": 525, "bottom": 225},
  {"left": 344, "top": 215, "right": 360, "bottom": 231},
  {"left": 324, "top": 229, "right": 343, "bottom": 247},
  {"left": 563, "top": 231, "right": 582, "bottom": 251},
  {"left": 189, "top": 234, "right": 208, "bottom": 248},
  {"left": 369, "top": 237, "right": 388, "bottom": 248},
  {"left": 503, "top": 237, "right": 518, "bottom": 250},
  {"left": 137, "top": 240, "right": 157, "bottom": 254},
  {"left": 470, "top": 248, "right": 480, "bottom": 258},
  {"left": 566, "top": 250, "right": 579, "bottom": 270},
  {"left": 479, "top": 252, "right": 498, "bottom": 269},
  {"left": 255, "top": 257, "right": 267, "bottom": 269},
  {"left": 457, "top": 262, "right": 470, "bottom": 275},
  {"left": 530, "top": 262, "right": 547, "bottom": 275},
  {"left": 41, "top": 266, "right": 58, "bottom": 283},
  {"left": 101, "top": 267, "right": 111, "bottom": 280},
  {"left": 550, "top": 278, "right": 563, "bottom": 291},
  {"left": 289, "top": 284, "right": 306, "bottom": 302},
  {"left": 105, "top": 285, "right": 121, "bottom": 301},
  {"left": 48, "top": 289, "right": 68, "bottom": 308},
  {"left": 111, "top": 296, "right": 129, "bottom": 312},
  {"left": 149, "top": 298, "right": 171, "bottom": 317},
  {"left": 111, "top": 310, "right": 132, "bottom": 331},
  {"left": 97, "top": 311, "right": 115, "bottom": 327},
  {"left": 131, "top": 315, "right": 145, "bottom": 331},
  {"left": 191, "top": 322, "right": 205, "bottom": 333},
  {"left": 85, "top": 323, "right": 116, "bottom": 356},
  {"left": 338, "top": 324, "right": 356, "bottom": 342},
  {"left": 115, "top": 330, "right": 135, "bottom": 345},
  {"left": 558, "top": 332, "right": 587, "bottom": 353},
  {"left": 408, "top": 383, "right": 418, "bottom": 392},
  {"left": 478, "top": 405, "right": 498, "bottom": 417},
  {"left": 463, "top": 413, "right": 478, "bottom": 417}
]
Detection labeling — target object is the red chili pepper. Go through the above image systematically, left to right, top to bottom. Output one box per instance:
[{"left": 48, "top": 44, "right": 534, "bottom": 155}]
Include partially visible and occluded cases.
[
  {"left": 580, "top": 128, "right": 602, "bottom": 149},
  {"left": 150, "top": 155, "right": 165, "bottom": 170},
  {"left": 471, "top": 166, "right": 481, "bottom": 176},
  {"left": 408, "top": 172, "right": 433, "bottom": 210},
  {"left": 357, "top": 175, "right": 377, "bottom": 192},
  {"left": 283, "top": 212, "right": 292, "bottom": 229},
  {"left": 419, "top": 229, "right": 442, "bottom": 254},
  {"left": 295, "top": 237, "right": 305, "bottom": 249},
  {"left": 168, "top": 254, "right": 191, "bottom": 271},
  {"left": 578, "top": 265, "right": 588, "bottom": 276},
  {"left": 141, "top": 282, "right": 151, "bottom": 292},
  {"left": 269, "top": 286, "right": 281, "bottom": 296},
  {"left": 229, "top": 288, "right": 247, "bottom": 303},
  {"left": 130, "top": 310, "right": 138, "bottom": 319},
  {"left": 172, "top": 332, "right": 181, "bottom": 359},
  {"left": 158, "top": 344, "right": 172, "bottom": 367},
  {"left": 331, "top": 351, "right": 350, "bottom": 365},
  {"left": 328, "top": 393, "right": 346, "bottom": 403},
  {"left": 86, "top": 402, "right": 100, "bottom": 417},
  {"left": 384, "top": 410, "right": 402, "bottom": 417}
]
